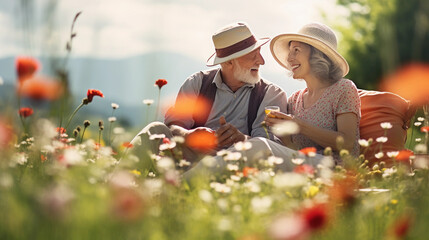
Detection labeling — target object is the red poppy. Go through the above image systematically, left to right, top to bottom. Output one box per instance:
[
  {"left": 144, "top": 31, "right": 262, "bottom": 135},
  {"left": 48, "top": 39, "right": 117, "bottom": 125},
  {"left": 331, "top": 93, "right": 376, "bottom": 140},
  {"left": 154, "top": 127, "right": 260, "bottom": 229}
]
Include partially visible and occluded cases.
[
  {"left": 16, "top": 56, "right": 40, "bottom": 80},
  {"left": 380, "top": 63, "right": 429, "bottom": 107},
  {"left": 18, "top": 76, "right": 63, "bottom": 101},
  {"left": 155, "top": 79, "right": 168, "bottom": 89},
  {"left": 87, "top": 89, "right": 104, "bottom": 103},
  {"left": 18, "top": 107, "right": 34, "bottom": 118},
  {"left": 421, "top": 126, "right": 429, "bottom": 133},
  {"left": 56, "top": 127, "right": 66, "bottom": 134},
  {"left": 185, "top": 129, "right": 217, "bottom": 152},
  {"left": 162, "top": 138, "right": 171, "bottom": 144},
  {"left": 122, "top": 142, "right": 133, "bottom": 148},
  {"left": 299, "top": 147, "right": 317, "bottom": 156},
  {"left": 395, "top": 149, "right": 414, "bottom": 163},
  {"left": 41, "top": 154, "right": 47, "bottom": 162},
  {"left": 293, "top": 164, "right": 315, "bottom": 175},
  {"left": 243, "top": 167, "right": 259, "bottom": 177},
  {"left": 327, "top": 173, "right": 358, "bottom": 206},
  {"left": 112, "top": 188, "right": 145, "bottom": 222},
  {"left": 301, "top": 203, "right": 329, "bottom": 231},
  {"left": 388, "top": 214, "right": 413, "bottom": 239}
]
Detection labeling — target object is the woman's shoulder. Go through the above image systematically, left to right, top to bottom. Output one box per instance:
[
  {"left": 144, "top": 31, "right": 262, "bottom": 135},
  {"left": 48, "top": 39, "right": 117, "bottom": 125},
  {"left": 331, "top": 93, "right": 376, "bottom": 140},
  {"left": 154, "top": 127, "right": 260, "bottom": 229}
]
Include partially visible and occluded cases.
[
  {"left": 336, "top": 78, "right": 358, "bottom": 89},
  {"left": 330, "top": 79, "right": 358, "bottom": 94},
  {"left": 288, "top": 88, "right": 306, "bottom": 102}
]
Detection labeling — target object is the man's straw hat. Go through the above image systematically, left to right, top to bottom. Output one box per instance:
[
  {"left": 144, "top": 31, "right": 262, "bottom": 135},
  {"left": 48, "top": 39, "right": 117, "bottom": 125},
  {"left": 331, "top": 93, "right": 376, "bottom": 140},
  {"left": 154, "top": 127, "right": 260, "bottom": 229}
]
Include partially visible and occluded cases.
[{"left": 207, "top": 22, "right": 270, "bottom": 66}]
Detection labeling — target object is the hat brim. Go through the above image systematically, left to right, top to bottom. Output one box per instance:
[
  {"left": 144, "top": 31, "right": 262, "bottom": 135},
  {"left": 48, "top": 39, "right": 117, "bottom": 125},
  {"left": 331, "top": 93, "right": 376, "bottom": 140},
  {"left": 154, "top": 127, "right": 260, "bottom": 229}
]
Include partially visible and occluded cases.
[
  {"left": 270, "top": 34, "right": 349, "bottom": 77},
  {"left": 206, "top": 37, "right": 270, "bottom": 66}
]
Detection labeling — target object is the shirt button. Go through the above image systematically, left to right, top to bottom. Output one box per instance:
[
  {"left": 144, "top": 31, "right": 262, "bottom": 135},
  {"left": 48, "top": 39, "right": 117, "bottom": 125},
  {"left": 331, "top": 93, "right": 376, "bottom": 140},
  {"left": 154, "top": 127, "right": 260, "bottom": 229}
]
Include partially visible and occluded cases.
[
  {"left": 233, "top": 94, "right": 236, "bottom": 98},
  {"left": 224, "top": 112, "right": 227, "bottom": 115}
]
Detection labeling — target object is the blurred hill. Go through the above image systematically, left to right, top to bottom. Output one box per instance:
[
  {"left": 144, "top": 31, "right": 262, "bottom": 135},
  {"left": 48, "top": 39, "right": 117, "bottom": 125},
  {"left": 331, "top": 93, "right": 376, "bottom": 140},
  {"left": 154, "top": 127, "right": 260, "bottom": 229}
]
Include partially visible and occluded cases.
[{"left": 0, "top": 52, "right": 302, "bottom": 128}]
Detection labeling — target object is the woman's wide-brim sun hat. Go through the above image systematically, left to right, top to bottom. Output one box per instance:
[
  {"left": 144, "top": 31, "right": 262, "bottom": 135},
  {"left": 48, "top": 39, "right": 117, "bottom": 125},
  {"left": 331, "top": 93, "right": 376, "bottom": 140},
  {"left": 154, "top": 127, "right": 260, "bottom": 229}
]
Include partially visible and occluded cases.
[
  {"left": 207, "top": 22, "right": 270, "bottom": 66},
  {"left": 270, "top": 22, "right": 349, "bottom": 77}
]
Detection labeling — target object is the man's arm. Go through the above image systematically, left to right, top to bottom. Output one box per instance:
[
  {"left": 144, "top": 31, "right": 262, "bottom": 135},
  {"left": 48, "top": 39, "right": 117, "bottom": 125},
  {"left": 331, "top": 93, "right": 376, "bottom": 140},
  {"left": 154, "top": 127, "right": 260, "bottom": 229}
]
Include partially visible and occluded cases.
[{"left": 250, "top": 82, "right": 288, "bottom": 143}]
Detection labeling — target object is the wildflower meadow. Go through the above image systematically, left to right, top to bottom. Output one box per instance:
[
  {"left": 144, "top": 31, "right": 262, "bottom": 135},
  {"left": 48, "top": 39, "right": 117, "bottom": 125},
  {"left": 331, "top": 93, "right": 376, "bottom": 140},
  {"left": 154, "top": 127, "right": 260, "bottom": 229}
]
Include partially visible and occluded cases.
[{"left": 2, "top": 8, "right": 429, "bottom": 240}]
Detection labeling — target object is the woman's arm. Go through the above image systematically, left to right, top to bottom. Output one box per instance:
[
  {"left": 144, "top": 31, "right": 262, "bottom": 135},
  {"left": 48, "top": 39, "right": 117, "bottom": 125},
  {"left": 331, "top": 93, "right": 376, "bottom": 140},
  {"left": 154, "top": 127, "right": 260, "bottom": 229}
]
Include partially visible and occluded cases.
[{"left": 265, "top": 111, "right": 358, "bottom": 152}]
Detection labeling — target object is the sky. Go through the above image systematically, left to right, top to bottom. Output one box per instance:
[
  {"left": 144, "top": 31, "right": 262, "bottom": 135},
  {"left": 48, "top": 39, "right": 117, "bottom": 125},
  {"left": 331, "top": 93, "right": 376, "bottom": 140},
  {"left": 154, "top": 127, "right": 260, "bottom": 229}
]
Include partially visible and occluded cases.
[{"left": 0, "top": 0, "right": 350, "bottom": 106}]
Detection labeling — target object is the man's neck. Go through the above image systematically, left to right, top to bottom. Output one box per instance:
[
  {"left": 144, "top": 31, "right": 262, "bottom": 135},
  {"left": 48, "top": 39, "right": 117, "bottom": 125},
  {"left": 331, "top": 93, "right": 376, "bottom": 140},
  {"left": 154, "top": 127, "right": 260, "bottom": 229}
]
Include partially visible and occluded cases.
[{"left": 219, "top": 69, "right": 245, "bottom": 92}]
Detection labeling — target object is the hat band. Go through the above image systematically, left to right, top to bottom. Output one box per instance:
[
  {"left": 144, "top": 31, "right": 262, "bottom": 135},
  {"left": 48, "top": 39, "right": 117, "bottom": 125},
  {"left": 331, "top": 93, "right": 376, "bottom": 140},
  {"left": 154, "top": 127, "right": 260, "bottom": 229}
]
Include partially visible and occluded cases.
[{"left": 215, "top": 36, "right": 257, "bottom": 58}]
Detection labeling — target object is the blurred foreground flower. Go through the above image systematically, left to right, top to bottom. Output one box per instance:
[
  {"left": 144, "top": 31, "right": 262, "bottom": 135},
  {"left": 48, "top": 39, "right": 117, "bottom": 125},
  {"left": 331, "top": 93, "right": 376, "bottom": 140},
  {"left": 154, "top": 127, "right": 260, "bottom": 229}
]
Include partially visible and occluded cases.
[
  {"left": 16, "top": 56, "right": 40, "bottom": 80},
  {"left": 380, "top": 63, "right": 429, "bottom": 106},
  {"left": 18, "top": 76, "right": 63, "bottom": 101},
  {"left": 166, "top": 94, "right": 211, "bottom": 121},
  {"left": 18, "top": 107, "right": 34, "bottom": 118},
  {"left": 0, "top": 119, "right": 13, "bottom": 150},
  {"left": 272, "top": 120, "right": 300, "bottom": 136},
  {"left": 185, "top": 129, "right": 217, "bottom": 153},
  {"left": 299, "top": 147, "right": 317, "bottom": 157},
  {"left": 395, "top": 149, "right": 414, "bottom": 164},
  {"left": 294, "top": 164, "right": 315, "bottom": 176},
  {"left": 327, "top": 172, "right": 358, "bottom": 206},
  {"left": 111, "top": 188, "right": 145, "bottom": 222},
  {"left": 269, "top": 203, "right": 330, "bottom": 240},
  {"left": 301, "top": 203, "right": 330, "bottom": 231},
  {"left": 387, "top": 213, "right": 414, "bottom": 240}
]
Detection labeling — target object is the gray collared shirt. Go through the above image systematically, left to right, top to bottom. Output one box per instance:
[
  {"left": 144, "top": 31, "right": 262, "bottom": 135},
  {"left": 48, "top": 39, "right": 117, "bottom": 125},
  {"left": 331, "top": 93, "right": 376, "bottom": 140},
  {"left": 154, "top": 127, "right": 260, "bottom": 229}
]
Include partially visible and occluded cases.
[{"left": 164, "top": 68, "right": 288, "bottom": 140}]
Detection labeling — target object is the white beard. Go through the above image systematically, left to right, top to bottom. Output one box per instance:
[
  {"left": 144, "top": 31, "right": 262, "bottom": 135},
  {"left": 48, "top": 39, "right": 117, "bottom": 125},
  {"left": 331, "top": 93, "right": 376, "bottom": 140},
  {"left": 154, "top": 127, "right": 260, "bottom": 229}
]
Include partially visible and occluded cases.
[{"left": 233, "top": 62, "right": 260, "bottom": 85}]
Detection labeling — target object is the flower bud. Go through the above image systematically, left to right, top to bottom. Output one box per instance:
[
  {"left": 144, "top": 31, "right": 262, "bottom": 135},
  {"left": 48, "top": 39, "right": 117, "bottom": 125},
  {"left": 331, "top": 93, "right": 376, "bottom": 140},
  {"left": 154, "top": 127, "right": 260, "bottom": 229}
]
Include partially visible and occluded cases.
[
  {"left": 84, "top": 120, "right": 91, "bottom": 128},
  {"left": 336, "top": 136, "right": 344, "bottom": 150},
  {"left": 323, "top": 147, "right": 332, "bottom": 156}
]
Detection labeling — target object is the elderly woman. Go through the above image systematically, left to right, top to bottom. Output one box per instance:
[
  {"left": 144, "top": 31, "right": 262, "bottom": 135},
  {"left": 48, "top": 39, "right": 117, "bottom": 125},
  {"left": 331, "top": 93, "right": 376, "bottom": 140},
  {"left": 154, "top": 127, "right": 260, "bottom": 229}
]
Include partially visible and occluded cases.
[
  {"left": 264, "top": 22, "right": 360, "bottom": 167},
  {"left": 184, "top": 23, "right": 360, "bottom": 177}
]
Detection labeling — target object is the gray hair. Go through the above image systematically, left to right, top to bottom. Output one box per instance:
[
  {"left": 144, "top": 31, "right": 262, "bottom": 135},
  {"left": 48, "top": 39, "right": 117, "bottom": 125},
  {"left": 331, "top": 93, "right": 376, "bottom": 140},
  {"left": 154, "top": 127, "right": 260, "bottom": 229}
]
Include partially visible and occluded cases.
[{"left": 309, "top": 45, "right": 343, "bottom": 83}]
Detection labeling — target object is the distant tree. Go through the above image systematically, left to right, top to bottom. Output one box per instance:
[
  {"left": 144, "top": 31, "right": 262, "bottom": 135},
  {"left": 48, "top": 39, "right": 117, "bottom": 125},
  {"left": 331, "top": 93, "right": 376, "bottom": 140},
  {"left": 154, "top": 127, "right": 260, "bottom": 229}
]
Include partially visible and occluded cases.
[{"left": 333, "top": 0, "right": 429, "bottom": 90}]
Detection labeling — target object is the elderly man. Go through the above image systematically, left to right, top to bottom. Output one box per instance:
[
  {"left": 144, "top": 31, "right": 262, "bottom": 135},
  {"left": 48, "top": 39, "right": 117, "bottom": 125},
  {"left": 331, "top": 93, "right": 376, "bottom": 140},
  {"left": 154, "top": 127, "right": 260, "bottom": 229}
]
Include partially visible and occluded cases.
[{"left": 131, "top": 22, "right": 287, "bottom": 160}]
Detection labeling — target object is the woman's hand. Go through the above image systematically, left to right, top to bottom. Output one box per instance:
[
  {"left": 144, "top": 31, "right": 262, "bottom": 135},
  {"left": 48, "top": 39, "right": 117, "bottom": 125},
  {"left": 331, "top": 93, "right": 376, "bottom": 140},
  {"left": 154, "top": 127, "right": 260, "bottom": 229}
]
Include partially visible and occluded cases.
[{"left": 264, "top": 111, "right": 295, "bottom": 127}]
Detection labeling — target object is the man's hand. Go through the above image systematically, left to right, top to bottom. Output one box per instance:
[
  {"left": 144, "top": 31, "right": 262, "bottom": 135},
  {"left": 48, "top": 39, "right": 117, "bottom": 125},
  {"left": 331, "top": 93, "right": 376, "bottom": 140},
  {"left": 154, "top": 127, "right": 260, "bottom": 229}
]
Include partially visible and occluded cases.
[{"left": 216, "top": 116, "right": 246, "bottom": 149}]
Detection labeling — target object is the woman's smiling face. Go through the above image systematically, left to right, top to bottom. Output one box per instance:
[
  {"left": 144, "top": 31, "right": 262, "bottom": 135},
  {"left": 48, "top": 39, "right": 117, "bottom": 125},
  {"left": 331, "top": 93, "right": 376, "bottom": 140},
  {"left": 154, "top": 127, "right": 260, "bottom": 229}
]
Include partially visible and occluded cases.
[{"left": 287, "top": 41, "right": 312, "bottom": 80}]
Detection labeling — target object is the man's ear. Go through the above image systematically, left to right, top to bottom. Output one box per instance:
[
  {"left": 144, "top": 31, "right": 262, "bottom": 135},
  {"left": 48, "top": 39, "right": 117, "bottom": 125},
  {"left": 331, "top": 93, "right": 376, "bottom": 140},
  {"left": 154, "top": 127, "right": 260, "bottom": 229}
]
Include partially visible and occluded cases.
[{"left": 222, "top": 60, "right": 234, "bottom": 69}]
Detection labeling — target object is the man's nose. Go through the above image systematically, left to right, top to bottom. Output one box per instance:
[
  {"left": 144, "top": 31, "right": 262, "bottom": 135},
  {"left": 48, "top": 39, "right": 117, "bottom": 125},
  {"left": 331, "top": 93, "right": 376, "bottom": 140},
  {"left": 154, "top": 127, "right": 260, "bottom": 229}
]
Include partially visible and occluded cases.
[{"left": 256, "top": 51, "right": 265, "bottom": 65}]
